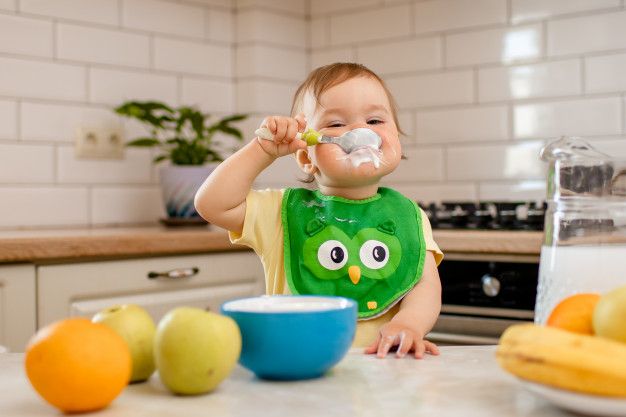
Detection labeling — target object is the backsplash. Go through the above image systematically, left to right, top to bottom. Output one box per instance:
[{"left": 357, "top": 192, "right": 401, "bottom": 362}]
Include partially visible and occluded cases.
[{"left": 1, "top": 0, "right": 626, "bottom": 229}]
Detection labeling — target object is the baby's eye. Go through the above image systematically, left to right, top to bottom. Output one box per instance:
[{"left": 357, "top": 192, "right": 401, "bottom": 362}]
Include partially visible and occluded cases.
[
  {"left": 367, "top": 119, "right": 384, "bottom": 125},
  {"left": 327, "top": 122, "right": 344, "bottom": 128}
]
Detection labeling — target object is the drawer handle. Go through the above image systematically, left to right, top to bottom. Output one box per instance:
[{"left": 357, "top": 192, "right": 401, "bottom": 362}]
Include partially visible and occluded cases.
[{"left": 147, "top": 267, "right": 199, "bottom": 280}]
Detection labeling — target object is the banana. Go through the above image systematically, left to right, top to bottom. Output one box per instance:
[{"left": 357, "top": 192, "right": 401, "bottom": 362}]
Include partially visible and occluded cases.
[{"left": 496, "top": 324, "right": 626, "bottom": 397}]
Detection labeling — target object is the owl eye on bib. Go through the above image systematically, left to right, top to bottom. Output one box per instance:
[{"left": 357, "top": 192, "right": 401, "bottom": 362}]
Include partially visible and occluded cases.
[{"left": 303, "top": 221, "right": 402, "bottom": 285}]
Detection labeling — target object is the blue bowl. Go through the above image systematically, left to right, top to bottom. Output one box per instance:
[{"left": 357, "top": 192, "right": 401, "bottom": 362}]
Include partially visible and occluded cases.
[{"left": 221, "top": 295, "right": 357, "bottom": 380}]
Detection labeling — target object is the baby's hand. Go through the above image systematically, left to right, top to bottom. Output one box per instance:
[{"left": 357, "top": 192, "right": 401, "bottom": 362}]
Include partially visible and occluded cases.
[
  {"left": 256, "top": 113, "right": 307, "bottom": 158},
  {"left": 364, "top": 321, "right": 440, "bottom": 359}
]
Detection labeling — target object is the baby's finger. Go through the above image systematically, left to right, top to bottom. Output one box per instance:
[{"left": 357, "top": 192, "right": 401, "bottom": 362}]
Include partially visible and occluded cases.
[
  {"left": 294, "top": 113, "right": 307, "bottom": 132},
  {"left": 266, "top": 117, "right": 277, "bottom": 135},
  {"left": 274, "top": 118, "right": 288, "bottom": 142},
  {"left": 285, "top": 119, "right": 299, "bottom": 142},
  {"left": 395, "top": 332, "right": 411, "bottom": 358},
  {"left": 377, "top": 334, "right": 397, "bottom": 358},
  {"left": 364, "top": 335, "right": 381, "bottom": 355},
  {"left": 424, "top": 340, "right": 440, "bottom": 356},
  {"left": 414, "top": 341, "right": 426, "bottom": 359}
]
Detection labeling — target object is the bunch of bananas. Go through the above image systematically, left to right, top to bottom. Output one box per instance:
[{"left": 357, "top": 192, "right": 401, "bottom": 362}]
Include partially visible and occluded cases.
[{"left": 496, "top": 324, "right": 626, "bottom": 397}]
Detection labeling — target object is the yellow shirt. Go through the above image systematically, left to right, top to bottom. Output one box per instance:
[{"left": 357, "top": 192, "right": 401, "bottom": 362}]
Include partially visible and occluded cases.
[{"left": 229, "top": 188, "right": 443, "bottom": 347}]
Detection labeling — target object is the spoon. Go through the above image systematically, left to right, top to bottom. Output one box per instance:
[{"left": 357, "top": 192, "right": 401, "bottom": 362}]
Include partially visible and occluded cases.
[{"left": 255, "top": 127, "right": 382, "bottom": 154}]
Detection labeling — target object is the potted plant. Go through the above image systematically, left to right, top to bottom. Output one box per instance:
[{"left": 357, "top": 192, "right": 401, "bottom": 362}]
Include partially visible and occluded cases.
[{"left": 114, "top": 100, "right": 246, "bottom": 224}]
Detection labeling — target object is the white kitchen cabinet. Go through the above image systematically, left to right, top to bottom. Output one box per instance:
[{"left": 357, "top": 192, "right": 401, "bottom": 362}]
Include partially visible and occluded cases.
[
  {"left": 37, "top": 252, "right": 265, "bottom": 328},
  {"left": 0, "top": 265, "right": 36, "bottom": 352}
]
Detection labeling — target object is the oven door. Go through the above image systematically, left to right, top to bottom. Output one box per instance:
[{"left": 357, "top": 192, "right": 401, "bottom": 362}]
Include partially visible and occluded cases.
[{"left": 429, "top": 257, "right": 539, "bottom": 345}]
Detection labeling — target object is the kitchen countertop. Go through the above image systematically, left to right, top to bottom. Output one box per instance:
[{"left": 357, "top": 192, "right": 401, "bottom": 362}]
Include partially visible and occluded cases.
[
  {"left": 0, "top": 226, "right": 543, "bottom": 264},
  {"left": 0, "top": 346, "right": 571, "bottom": 417}
]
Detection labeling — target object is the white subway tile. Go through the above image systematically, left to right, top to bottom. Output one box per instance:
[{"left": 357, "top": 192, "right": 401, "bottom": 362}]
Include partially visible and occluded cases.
[
  {"left": 0, "top": 0, "right": 16, "bottom": 10},
  {"left": 20, "top": 0, "right": 118, "bottom": 25},
  {"left": 122, "top": 0, "right": 205, "bottom": 38},
  {"left": 237, "top": 0, "right": 306, "bottom": 14},
  {"left": 310, "top": 0, "right": 379, "bottom": 16},
  {"left": 415, "top": 0, "right": 506, "bottom": 34},
  {"left": 512, "top": 0, "right": 620, "bottom": 24},
  {"left": 330, "top": 5, "right": 411, "bottom": 46},
  {"left": 206, "top": 8, "right": 234, "bottom": 43},
  {"left": 237, "top": 10, "right": 306, "bottom": 48},
  {"left": 548, "top": 11, "right": 626, "bottom": 56},
  {"left": 0, "top": 14, "right": 52, "bottom": 57},
  {"left": 310, "top": 17, "right": 328, "bottom": 49},
  {"left": 57, "top": 24, "right": 150, "bottom": 68},
  {"left": 446, "top": 24, "right": 542, "bottom": 67},
  {"left": 154, "top": 37, "right": 231, "bottom": 77},
  {"left": 358, "top": 37, "right": 441, "bottom": 75},
  {"left": 237, "top": 44, "right": 306, "bottom": 81},
  {"left": 310, "top": 48, "right": 354, "bottom": 70},
  {"left": 585, "top": 53, "right": 626, "bottom": 93},
  {"left": 0, "top": 57, "right": 85, "bottom": 101},
  {"left": 479, "top": 59, "right": 581, "bottom": 102},
  {"left": 89, "top": 68, "right": 177, "bottom": 106},
  {"left": 385, "top": 71, "right": 474, "bottom": 109},
  {"left": 180, "top": 78, "right": 234, "bottom": 113},
  {"left": 236, "top": 80, "right": 297, "bottom": 114},
  {"left": 514, "top": 97, "right": 622, "bottom": 139},
  {"left": 0, "top": 100, "right": 17, "bottom": 140},
  {"left": 21, "top": 102, "right": 120, "bottom": 142},
  {"left": 416, "top": 106, "right": 509, "bottom": 143},
  {"left": 236, "top": 115, "right": 265, "bottom": 140},
  {"left": 589, "top": 137, "right": 626, "bottom": 158},
  {"left": 447, "top": 141, "right": 545, "bottom": 180},
  {"left": 0, "top": 143, "right": 53, "bottom": 183},
  {"left": 57, "top": 146, "right": 152, "bottom": 184},
  {"left": 387, "top": 146, "right": 444, "bottom": 182},
  {"left": 255, "top": 154, "right": 303, "bottom": 188},
  {"left": 479, "top": 180, "right": 546, "bottom": 201},
  {"left": 384, "top": 183, "right": 477, "bottom": 203},
  {"left": 91, "top": 186, "right": 164, "bottom": 225},
  {"left": 0, "top": 187, "right": 88, "bottom": 227}
]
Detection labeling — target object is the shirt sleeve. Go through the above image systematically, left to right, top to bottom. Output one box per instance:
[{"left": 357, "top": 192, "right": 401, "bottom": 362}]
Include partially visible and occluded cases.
[
  {"left": 228, "top": 189, "right": 284, "bottom": 255},
  {"left": 419, "top": 207, "right": 444, "bottom": 266}
]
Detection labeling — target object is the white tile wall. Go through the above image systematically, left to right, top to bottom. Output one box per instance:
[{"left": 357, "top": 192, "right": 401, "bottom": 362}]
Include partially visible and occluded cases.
[
  {"left": 4, "top": 0, "right": 626, "bottom": 228},
  {"left": 19, "top": 0, "right": 119, "bottom": 26},
  {"left": 414, "top": 0, "right": 507, "bottom": 34},
  {"left": 0, "top": 14, "right": 52, "bottom": 57},
  {"left": 57, "top": 24, "right": 150, "bottom": 68},
  {"left": 478, "top": 59, "right": 581, "bottom": 102},
  {"left": 513, "top": 97, "right": 622, "bottom": 139}
]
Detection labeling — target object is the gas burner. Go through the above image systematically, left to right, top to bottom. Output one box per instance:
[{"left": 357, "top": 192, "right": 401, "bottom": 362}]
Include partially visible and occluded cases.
[{"left": 419, "top": 201, "right": 546, "bottom": 231}]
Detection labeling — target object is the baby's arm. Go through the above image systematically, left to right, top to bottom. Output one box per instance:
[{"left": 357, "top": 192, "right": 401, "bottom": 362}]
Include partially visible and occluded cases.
[
  {"left": 194, "top": 115, "right": 306, "bottom": 234},
  {"left": 364, "top": 251, "right": 442, "bottom": 359}
]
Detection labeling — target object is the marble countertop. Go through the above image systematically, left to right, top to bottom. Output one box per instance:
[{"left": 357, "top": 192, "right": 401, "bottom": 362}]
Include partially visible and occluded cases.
[
  {"left": 0, "top": 226, "right": 543, "bottom": 264},
  {"left": 0, "top": 346, "right": 571, "bottom": 417}
]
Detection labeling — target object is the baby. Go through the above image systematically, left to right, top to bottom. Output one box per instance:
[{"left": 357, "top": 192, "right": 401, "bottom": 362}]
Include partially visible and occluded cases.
[{"left": 195, "top": 63, "right": 443, "bottom": 359}]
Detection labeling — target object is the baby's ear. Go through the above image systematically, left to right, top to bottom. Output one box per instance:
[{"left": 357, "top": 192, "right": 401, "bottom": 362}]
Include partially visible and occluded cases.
[{"left": 295, "top": 149, "right": 317, "bottom": 175}]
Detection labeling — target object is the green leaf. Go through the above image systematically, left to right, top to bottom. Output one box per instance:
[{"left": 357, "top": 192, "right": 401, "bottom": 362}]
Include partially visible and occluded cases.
[
  {"left": 219, "top": 114, "right": 247, "bottom": 123},
  {"left": 215, "top": 125, "right": 243, "bottom": 140},
  {"left": 126, "top": 138, "right": 161, "bottom": 147},
  {"left": 153, "top": 155, "right": 168, "bottom": 163}
]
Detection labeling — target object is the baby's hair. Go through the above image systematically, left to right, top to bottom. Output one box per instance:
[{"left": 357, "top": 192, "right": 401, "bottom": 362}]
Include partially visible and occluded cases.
[{"left": 290, "top": 62, "right": 404, "bottom": 135}]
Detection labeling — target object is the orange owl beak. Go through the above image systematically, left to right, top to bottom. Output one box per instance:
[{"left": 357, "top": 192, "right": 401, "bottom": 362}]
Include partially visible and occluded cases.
[{"left": 348, "top": 265, "right": 361, "bottom": 285}]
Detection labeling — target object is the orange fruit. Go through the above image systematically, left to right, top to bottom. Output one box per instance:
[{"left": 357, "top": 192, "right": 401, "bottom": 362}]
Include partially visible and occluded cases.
[
  {"left": 546, "top": 293, "right": 601, "bottom": 335},
  {"left": 24, "top": 318, "right": 132, "bottom": 413}
]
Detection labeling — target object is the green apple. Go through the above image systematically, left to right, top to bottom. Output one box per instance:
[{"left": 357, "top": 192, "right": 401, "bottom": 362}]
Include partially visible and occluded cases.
[
  {"left": 593, "top": 284, "right": 626, "bottom": 343},
  {"left": 92, "top": 304, "right": 156, "bottom": 383},
  {"left": 154, "top": 307, "right": 241, "bottom": 395}
]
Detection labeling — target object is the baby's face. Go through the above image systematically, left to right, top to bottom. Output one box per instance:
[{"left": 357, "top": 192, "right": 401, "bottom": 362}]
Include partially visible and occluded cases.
[{"left": 301, "top": 76, "right": 401, "bottom": 188}]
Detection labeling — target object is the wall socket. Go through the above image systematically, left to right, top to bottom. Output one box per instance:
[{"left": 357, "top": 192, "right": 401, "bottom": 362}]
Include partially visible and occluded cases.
[{"left": 75, "top": 127, "right": 125, "bottom": 159}]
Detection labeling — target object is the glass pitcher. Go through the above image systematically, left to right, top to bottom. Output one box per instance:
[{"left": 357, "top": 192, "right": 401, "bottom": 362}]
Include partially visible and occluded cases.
[{"left": 535, "top": 136, "right": 626, "bottom": 324}]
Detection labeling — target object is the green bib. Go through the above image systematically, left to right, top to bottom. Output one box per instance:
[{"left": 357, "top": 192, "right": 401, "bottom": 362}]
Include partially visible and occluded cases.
[{"left": 281, "top": 187, "right": 426, "bottom": 319}]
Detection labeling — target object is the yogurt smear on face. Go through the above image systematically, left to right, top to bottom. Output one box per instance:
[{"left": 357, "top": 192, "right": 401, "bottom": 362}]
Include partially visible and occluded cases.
[{"left": 332, "top": 128, "right": 383, "bottom": 168}]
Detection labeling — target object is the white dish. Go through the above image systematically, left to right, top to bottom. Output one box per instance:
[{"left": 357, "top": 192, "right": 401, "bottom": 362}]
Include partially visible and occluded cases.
[{"left": 521, "top": 380, "right": 626, "bottom": 417}]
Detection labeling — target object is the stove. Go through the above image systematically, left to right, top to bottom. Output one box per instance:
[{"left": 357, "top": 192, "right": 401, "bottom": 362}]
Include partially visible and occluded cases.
[
  {"left": 420, "top": 200, "right": 545, "bottom": 345},
  {"left": 420, "top": 200, "right": 546, "bottom": 231}
]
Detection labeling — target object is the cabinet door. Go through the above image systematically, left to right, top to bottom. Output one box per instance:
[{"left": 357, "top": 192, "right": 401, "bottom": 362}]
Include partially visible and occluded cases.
[
  {"left": 37, "top": 252, "right": 264, "bottom": 327},
  {"left": 0, "top": 265, "right": 36, "bottom": 352}
]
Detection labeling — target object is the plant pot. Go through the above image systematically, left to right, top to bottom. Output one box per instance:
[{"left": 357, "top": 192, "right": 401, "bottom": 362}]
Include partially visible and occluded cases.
[{"left": 159, "top": 164, "right": 216, "bottom": 220}]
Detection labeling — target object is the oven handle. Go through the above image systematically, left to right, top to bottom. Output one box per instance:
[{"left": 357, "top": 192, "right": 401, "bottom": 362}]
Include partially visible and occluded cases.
[{"left": 426, "top": 332, "right": 500, "bottom": 345}]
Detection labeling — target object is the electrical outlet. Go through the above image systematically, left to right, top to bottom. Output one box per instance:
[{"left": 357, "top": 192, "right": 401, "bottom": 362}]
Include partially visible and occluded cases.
[{"left": 75, "top": 127, "right": 124, "bottom": 159}]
